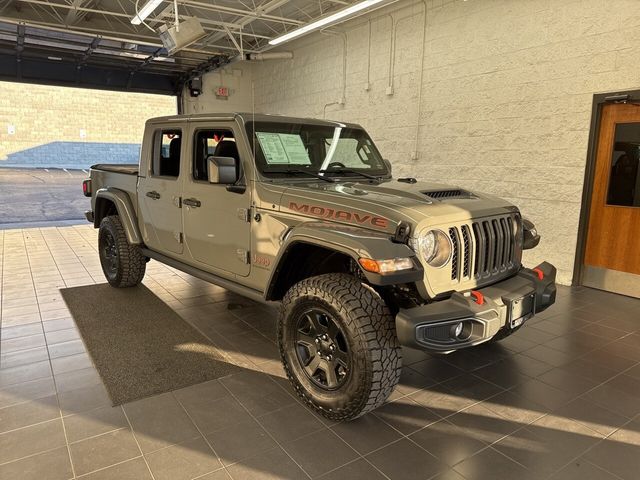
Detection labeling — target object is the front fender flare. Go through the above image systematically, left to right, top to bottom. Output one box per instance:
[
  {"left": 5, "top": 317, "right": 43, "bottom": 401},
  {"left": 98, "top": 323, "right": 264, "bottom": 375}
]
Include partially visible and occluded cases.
[
  {"left": 95, "top": 187, "right": 142, "bottom": 245},
  {"left": 265, "top": 223, "right": 423, "bottom": 298}
]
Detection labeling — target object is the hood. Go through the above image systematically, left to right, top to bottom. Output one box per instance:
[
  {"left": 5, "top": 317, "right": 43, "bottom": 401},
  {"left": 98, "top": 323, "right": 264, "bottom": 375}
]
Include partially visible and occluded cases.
[{"left": 270, "top": 178, "right": 517, "bottom": 235}]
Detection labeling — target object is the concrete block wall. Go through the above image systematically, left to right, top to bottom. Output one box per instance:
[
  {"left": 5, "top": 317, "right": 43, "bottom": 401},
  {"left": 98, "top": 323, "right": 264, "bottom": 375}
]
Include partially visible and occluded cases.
[
  {"left": 234, "top": 0, "right": 640, "bottom": 285},
  {"left": 182, "top": 64, "right": 254, "bottom": 114},
  {"left": 0, "top": 82, "right": 176, "bottom": 168}
]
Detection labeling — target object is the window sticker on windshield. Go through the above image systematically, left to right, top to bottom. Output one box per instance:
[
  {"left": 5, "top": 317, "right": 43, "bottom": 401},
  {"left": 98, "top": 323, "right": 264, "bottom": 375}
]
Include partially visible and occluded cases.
[
  {"left": 256, "top": 132, "right": 311, "bottom": 165},
  {"left": 278, "top": 134, "right": 311, "bottom": 164}
]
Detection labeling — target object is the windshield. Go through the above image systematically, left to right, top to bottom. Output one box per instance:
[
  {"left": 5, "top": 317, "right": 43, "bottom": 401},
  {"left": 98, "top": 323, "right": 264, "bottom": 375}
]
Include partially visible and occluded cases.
[{"left": 245, "top": 121, "right": 389, "bottom": 178}]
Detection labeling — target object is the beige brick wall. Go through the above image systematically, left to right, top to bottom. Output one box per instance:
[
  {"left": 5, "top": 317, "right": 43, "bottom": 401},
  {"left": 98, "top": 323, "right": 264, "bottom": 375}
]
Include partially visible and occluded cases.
[
  {"left": 226, "top": 0, "right": 640, "bottom": 285},
  {"left": 0, "top": 81, "right": 176, "bottom": 162}
]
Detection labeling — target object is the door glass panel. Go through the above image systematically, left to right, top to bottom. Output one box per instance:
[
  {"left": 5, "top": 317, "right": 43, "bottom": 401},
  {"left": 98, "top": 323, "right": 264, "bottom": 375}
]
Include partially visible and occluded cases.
[
  {"left": 606, "top": 123, "right": 640, "bottom": 207},
  {"left": 192, "top": 129, "right": 235, "bottom": 181},
  {"left": 151, "top": 130, "right": 181, "bottom": 177}
]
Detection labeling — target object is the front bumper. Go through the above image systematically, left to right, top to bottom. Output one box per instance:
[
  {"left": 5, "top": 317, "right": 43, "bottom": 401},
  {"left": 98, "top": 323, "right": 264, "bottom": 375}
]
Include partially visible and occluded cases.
[{"left": 396, "top": 262, "right": 557, "bottom": 352}]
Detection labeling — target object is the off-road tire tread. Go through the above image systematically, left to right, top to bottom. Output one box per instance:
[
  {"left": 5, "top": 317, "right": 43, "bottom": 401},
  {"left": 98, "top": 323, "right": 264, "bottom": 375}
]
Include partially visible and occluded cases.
[
  {"left": 99, "top": 215, "right": 146, "bottom": 288},
  {"left": 279, "top": 273, "right": 402, "bottom": 421}
]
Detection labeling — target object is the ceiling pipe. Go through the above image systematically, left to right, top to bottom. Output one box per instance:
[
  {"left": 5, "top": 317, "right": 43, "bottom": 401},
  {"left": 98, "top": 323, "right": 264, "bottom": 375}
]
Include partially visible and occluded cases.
[{"left": 229, "top": 51, "right": 293, "bottom": 63}]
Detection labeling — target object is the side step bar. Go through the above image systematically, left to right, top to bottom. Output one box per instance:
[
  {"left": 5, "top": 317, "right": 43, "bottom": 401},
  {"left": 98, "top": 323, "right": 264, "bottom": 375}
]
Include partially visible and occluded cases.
[{"left": 140, "top": 248, "right": 267, "bottom": 305}]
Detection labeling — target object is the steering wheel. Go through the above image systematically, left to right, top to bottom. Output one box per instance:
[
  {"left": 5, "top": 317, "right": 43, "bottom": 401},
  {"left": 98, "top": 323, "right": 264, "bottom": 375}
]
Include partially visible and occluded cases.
[{"left": 326, "top": 162, "right": 346, "bottom": 169}]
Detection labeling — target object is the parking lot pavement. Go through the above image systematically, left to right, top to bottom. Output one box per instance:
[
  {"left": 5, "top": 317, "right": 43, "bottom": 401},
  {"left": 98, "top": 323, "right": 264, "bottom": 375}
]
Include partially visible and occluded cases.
[{"left": 0, "top": 168, "right": 89, "bottom": 228}]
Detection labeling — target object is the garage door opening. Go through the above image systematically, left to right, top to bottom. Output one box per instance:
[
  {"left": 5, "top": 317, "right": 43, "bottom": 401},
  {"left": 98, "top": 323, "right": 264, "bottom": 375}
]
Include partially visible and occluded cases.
[{"left": 0, "top": 81, "right": 176, "bottom": 228}]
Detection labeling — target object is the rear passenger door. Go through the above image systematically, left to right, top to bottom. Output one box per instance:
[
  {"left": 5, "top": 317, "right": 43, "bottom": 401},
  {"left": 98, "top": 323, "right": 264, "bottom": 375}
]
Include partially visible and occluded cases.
[{"left": 138, "top": 127, "right": 184, "bottom": 256}]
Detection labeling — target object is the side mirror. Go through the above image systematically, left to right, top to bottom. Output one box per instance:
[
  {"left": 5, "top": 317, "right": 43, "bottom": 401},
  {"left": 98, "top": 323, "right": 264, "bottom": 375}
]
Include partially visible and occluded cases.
[
  {"left": 207, "top": 156, "right": 238, "bottom": 184},
  {"left": 383, "top": 158, "right": 393, "bottom": 176},
  {"left": 522, "top": 218, "right": 541, "bottom": 250}
]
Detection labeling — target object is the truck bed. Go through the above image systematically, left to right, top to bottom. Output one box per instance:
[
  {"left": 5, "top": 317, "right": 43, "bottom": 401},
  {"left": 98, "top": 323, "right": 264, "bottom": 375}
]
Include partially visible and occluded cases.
[{"left": 91, "top": 164, "right": 139, "bottom": 175}]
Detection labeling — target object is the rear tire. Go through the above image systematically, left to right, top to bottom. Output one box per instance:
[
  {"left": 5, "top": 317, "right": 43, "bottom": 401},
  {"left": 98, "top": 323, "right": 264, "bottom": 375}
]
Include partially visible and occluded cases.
[
  {"left": 98, "top": 215, "right": 146, "bottom": 288},
  {"left": 279, "top": 273, "right": 402, "bottom": 421}
]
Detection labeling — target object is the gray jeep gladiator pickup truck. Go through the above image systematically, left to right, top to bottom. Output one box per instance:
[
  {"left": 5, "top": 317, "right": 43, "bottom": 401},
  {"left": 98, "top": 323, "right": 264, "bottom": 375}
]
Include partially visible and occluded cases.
[{"left": 83, "top": 113, "right": 556, "bottom": 420}]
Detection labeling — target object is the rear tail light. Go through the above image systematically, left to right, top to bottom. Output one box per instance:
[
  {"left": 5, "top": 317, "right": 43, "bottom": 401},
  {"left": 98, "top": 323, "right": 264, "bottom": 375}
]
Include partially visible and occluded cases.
[{"left": 82, "top": 179, "right": 92, "bottom": 197}]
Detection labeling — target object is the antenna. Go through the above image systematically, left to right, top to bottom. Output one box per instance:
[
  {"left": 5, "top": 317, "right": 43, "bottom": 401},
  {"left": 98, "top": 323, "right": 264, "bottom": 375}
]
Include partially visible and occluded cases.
[{"left": 252, "top": 79, "right": 256, "bottom": 182}]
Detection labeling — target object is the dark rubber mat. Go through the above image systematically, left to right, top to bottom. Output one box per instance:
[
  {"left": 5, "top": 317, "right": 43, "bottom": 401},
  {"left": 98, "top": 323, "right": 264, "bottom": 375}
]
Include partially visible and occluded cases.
[{"left": 61, "top": 283, "right": 240, "bottom": 405}]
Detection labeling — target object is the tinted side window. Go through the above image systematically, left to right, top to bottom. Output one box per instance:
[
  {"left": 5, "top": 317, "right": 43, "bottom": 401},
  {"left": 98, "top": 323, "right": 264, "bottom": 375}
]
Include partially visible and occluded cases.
[
  {"left": 152, "top": 129, "right": 181, "bottom": 177},
  {"left": 192, "top": 129, "right": 236, "bottom": 182}
]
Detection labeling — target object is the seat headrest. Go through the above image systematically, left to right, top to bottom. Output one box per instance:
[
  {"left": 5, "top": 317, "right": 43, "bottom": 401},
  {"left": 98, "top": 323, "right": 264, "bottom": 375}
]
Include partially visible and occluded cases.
[
  {"left": 169, "top": 137, "right": 181, "bottom": 159},
  {"left": 213, "top": 140, "right": 239, "bottom": 160}
]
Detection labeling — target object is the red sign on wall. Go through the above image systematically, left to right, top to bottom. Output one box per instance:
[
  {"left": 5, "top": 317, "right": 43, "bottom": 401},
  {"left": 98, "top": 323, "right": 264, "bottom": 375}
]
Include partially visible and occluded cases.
[{"left": 215, "top": 87, "right": 229, "bottom": 97}]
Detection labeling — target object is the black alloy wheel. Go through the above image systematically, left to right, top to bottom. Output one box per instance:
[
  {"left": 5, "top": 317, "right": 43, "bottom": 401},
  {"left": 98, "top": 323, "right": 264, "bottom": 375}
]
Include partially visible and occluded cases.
[
  {"left": 100, "top": 229, "right": 119, "bottom": 277},
  {"left": 294, "top": 308, "right": 351, "bottom": 390}
]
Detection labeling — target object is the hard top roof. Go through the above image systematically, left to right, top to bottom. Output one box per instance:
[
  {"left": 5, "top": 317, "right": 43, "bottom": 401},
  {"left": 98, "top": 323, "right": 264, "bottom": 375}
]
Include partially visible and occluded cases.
[{"left": 146, "top": 112, "right": 363, "bottom": 129}]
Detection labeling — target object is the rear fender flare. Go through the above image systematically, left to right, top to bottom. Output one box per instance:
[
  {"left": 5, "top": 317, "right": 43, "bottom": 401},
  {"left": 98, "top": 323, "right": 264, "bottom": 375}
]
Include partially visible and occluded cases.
[{"left": 95, "top": 188, "right": 142, "bottom": 245}]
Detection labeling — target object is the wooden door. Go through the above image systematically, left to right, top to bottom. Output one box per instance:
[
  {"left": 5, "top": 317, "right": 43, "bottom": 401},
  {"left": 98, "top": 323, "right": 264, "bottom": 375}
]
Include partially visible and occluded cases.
[{"left": 583, "top": 103, "right": 640, "bottom": 298}]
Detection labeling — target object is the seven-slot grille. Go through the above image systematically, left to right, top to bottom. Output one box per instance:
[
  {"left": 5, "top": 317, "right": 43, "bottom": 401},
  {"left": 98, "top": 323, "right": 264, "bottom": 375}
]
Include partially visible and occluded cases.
[{"left": 448, "top": 215, "right": 518, "bottom": 282}]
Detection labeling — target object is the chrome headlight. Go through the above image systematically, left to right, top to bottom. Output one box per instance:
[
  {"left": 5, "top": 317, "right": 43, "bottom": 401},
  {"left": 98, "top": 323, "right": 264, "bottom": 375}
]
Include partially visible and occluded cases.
[{"left": 416, "top": 229, "right": 452, "bottom": 268}]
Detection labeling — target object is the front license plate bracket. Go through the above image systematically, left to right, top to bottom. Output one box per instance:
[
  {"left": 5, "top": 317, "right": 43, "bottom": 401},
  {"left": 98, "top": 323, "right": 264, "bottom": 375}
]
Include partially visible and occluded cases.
[{"left": 508, "top": 292, "right": 536, "bottom": 329}]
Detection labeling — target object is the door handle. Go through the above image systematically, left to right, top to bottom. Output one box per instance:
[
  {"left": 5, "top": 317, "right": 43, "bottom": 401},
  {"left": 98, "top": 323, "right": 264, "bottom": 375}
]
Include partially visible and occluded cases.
[
  {"left": 146, "top": 191, "right": 161, "bottom": 200},
  {"left": 183, "top": 198, "right": 201, "bottom": 208}
]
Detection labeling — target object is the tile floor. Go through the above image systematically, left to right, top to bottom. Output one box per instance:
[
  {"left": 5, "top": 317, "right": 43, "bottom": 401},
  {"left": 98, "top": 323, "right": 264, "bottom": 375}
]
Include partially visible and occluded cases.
[{"left": 0, "top": 225, "right": 639, "bottom": 480}]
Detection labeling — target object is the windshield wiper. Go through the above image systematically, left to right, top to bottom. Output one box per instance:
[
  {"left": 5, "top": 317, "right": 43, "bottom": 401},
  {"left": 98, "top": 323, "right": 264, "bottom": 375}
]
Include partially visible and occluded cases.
[
  {"left": 267, "top": 168, "right": 335, "bottom": 183},
  {"left": 318, "top": 168, "right": 381, "bottom": 182}
]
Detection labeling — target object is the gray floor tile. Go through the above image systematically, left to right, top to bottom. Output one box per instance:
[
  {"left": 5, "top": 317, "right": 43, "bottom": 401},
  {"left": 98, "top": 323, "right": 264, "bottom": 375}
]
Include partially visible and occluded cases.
[
  {"left": 0, "top": 322, "right": 43, "bottom": 340},
  {"left": 0, "top": 334, "right": 46, "bottom": 353},
  {"left": 48, "top": 339, "right": 87, "bottom": 359},
  {"left": 0, "top": 346, "right": 50, "bottom": 369},
  {"left": 51, "top": 352, "right": 94, "bottom": 375},
  {"left": 0, "top": 360, "right": 52, "bottom": 387},
  {"left": 54, "top": 367, "right": 102, "bottom": 393},
  {"left": 220, "top": 370, "right": 297, "bottom": 416},
  {"left": 0, "top": 376, "right": 56, "bottom": 409},
  {"left": 58, "top": 383, "right": 111, "bottom": 415},
  {"left": 123, "top": 392, "right": 200, "bottom": 454},
  {"left": 178, "top": 392, "right": 250, "bottom": 435},
  {"left": 0, "top": 394, "right": 60, "bottom": 433},
  {"left": 373, "top": 395, "right": 441, "bottom": 435},
  {"left": 257, "top": 403, "right": 325, "bottom": 443},
  {"left": 64, "top": 405, "right": 128, "bottom": 442},
  {"left": 330, "top": 413, "right": 402, "bottom": 455},
  {"left": 581, "top": 417, "right": 640, "bottom": 480},
  {"left": 0, "top": 418, "right": 66, "bottom": 464},
  {"left": 205, "top": 418, "right": 277, "bottom": 467},
  {"left": 409, "top": 420, "right": 488, "bottom": 467},
  {"left": 69, "top": 428, "right": 140, "bottom": 476},
  {"left": 282, "top": 428, "right": 358, "bottom": 477},
  {"left": 145, "top": 436, "right": 222, "bottom": 480},
  {"left": 366, "top": 438, "right": 447, "bottom": 480},
  {"left": 0, "top": 446, "right": 73, "bottom": 480},
  {"left": 226, "top": 447, "right": 307, "bottom": 480},
  {"left": 453, "top": 447, "right": 534, "bottom": 480},
  {"left": 76, "top": 457, "right": 152, "bottom": 480},
  {"left": 317, "top": 458, "right": 386, "bottom": 480},
  {"left": 549, "top": 459, "right": 622, "bottom": 480}
]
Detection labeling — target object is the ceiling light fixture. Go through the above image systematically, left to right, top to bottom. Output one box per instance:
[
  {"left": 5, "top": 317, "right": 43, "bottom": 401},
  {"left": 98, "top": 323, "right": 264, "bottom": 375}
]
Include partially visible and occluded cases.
[
  {"left": 131, "top": 0, "right": 164, "bottom": 25},
  {"left": 269, "top": 0, "right": 387, "bottom": 46}
]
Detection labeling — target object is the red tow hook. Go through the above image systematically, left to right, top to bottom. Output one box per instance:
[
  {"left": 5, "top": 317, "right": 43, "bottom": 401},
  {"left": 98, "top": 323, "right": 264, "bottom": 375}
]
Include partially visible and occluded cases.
[
  {"left": 532, "top": 267, "right": 544, "bottom": 280},
  {"left": 470, "top": 290, "right": 485, "bottom": 305}
]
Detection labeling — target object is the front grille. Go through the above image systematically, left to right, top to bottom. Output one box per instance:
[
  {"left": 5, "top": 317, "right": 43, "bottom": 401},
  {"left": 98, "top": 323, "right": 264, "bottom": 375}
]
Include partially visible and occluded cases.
[{"left": 448, "top": 215, "right": 518, "bottom": 283}]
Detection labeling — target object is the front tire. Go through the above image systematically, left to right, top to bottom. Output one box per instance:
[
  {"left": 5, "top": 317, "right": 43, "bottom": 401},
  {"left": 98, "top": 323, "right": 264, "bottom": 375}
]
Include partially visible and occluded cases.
[
  {"left": 98, "top": 215, "right": 146, "bottom": 288},
  {"left": 279, "top": 273, "right": 402, "bottom": 421}
]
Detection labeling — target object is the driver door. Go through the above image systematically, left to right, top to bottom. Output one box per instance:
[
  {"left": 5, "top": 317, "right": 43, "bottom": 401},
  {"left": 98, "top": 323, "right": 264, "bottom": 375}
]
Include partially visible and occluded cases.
[{"left": 182, "top": 124, "right": 252, "bottom": 277}]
